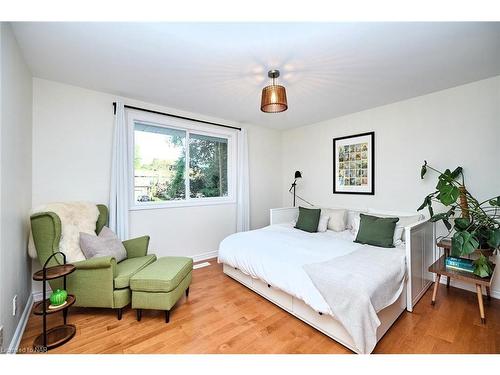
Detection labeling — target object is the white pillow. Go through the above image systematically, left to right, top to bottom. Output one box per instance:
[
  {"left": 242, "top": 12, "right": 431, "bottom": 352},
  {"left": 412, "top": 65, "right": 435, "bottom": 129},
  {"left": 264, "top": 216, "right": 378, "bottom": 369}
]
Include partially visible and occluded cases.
[
  {"left": 321, "top": 208, "right": 347, "bottom": 232},
  {"left": 317, "top": 214, "right": 330, "bottom": 232},
  {"left": 351, "top": 215, "right": 361, "bottom": 237},
  {"left": 393, "top": 226, "right": 404, "bottom": 247}
]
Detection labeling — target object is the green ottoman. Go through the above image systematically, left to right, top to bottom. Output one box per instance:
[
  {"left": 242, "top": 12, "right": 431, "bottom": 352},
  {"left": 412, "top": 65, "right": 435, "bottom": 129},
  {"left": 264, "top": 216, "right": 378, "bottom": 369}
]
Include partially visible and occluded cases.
[{"left": 130, "top": 256, "right": 193, "bottom": 323}]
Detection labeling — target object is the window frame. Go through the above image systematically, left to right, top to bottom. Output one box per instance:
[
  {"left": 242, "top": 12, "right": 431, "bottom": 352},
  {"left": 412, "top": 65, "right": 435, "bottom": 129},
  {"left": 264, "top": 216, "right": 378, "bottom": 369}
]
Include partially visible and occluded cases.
[{"left": 127, "top": 110, "right": 237, "bottom": 210}]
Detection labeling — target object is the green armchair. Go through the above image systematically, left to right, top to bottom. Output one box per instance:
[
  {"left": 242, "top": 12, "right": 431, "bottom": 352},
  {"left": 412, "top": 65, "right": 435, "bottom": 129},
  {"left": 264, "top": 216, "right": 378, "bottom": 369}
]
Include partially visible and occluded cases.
[{"left": 30, "top": 204, "right": 157, "bottom": 319}]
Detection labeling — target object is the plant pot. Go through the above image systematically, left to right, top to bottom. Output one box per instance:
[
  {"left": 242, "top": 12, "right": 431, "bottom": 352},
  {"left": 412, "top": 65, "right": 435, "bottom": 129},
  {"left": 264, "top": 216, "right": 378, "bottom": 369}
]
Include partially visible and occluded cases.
[{"left": 476, "top": 248, "right": 494, "bottom": 258}]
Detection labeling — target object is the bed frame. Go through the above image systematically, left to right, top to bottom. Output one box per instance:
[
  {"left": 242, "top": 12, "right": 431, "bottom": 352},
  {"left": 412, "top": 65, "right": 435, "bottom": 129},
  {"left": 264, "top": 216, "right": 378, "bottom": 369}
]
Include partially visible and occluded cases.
[{"left": 221, "top": 207, "right": 435, "bottom": 353}]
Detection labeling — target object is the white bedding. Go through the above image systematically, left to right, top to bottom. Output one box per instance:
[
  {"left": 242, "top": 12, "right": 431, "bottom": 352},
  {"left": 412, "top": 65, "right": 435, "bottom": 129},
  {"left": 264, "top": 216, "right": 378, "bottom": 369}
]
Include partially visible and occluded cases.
[
  {"left": 217, "top": 223, "right": 405, "bottom": 316},
  {"left": 304, "top": 247, "right": 406, "bottom": 353}
]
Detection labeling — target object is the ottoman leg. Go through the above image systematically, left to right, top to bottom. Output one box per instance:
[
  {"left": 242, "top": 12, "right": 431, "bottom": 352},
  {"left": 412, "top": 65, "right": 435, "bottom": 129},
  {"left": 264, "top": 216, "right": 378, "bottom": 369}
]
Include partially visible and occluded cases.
[
  {"left": 186, "top": 287, "right": 190, "bottom": 298},
  {"left": 117, "top": 308, "right": 122, "bottom": 320},
  {"left": 137, "top": 309, "right": 142, "bottom": 322},
  {"left": 165, "top": 310, "right": 170, "bottom": 323}
]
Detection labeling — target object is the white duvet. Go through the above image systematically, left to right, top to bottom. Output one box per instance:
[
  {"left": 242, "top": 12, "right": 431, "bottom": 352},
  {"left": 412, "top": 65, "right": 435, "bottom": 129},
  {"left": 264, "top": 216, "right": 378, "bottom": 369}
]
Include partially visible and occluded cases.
[{"left": 218, "top": 223, "right": 404, "bottom": 315}]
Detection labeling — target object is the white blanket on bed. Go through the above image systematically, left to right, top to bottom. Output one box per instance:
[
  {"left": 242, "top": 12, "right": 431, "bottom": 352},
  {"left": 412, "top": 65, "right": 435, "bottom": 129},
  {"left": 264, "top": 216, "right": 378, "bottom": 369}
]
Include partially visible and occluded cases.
[
  {"left": 218, "top": 223, "right": 364, "bottom": 315},
  {"left": 218, "top": 223, "right": 406, "bottom": 316},
  {"left": 303, "top": 247, "right": 406, "bottom": 354}
]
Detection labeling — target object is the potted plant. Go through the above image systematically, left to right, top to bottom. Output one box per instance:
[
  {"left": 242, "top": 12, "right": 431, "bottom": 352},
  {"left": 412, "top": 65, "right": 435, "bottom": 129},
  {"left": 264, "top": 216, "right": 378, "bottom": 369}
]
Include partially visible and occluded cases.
[{"left": 418, "top": 161, "right": 499, "bottom": 277}]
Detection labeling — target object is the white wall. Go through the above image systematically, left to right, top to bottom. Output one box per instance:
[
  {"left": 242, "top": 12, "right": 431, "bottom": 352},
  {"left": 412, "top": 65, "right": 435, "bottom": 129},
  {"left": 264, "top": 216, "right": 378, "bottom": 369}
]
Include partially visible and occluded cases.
[
  {"left": 0, "top": 23, "right": 33, "bottom": 351},
  {"left": 282, "top": 75, "right": 500, "bottom": 293},
  {"left": 32, "top": 78, "right": 282, "bottom": 265}
]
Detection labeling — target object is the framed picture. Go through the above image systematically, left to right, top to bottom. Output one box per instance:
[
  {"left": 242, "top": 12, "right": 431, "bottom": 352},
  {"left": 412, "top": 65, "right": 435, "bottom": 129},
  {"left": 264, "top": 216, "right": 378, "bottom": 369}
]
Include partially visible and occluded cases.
[{"left": 333, "top": 132, "right": 374, "bottom": 195}]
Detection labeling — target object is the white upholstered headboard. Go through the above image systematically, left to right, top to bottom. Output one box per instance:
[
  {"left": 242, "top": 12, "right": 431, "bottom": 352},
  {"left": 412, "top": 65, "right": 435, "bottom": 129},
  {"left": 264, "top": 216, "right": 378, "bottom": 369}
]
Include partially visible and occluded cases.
[{"left": 270, "top": 206, "right": 424, "bottom": 228}]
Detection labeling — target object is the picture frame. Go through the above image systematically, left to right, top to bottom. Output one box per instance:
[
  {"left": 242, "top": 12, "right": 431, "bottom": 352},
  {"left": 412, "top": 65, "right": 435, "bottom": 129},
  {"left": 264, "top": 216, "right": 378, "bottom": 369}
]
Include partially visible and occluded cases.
[{"left": 333, "top": 131, "right": 375, "bottom": 195}]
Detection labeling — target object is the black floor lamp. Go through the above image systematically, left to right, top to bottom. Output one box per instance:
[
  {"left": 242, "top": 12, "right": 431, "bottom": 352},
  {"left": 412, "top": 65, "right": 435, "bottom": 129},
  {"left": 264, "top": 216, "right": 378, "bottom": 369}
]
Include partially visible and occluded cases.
[{"left": 289, "top": 171, "right": 302, "bottom": 207}]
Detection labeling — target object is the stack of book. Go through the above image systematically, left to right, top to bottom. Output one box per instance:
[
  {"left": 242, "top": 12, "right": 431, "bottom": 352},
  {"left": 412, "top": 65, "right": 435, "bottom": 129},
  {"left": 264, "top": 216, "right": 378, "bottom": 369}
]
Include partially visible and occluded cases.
[{"left": 445, "top": 256, "right": 474, "bottom": 273}]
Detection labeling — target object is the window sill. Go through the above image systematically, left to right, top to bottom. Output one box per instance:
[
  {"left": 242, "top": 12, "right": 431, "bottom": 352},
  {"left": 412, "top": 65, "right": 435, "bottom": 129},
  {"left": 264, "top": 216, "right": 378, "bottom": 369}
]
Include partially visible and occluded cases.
[{"left": 129, "top": 198, "right": 237, "bottom": 211}]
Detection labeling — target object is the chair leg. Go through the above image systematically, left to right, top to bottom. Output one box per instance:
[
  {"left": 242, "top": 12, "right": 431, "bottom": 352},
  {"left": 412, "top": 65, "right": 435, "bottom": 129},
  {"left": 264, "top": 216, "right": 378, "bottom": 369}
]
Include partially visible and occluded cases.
[
  {"left": 185, "top": 287, "right": 190, "bottom": 298},
  {"left": 117, "top": 308, "right": 122, "bottom": 320},
  {"left": 136, "top": 309, "right": 142, "bottom": 322},
  {"left": 165, "top": 310, "right": 170, "bottom": 323}
]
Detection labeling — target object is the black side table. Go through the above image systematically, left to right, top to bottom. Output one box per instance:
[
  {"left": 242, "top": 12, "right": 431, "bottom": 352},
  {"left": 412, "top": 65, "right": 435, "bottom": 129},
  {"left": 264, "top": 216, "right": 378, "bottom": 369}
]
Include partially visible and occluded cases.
[{"left": 32, "top": 252, "right": 77, "bottom": 350}]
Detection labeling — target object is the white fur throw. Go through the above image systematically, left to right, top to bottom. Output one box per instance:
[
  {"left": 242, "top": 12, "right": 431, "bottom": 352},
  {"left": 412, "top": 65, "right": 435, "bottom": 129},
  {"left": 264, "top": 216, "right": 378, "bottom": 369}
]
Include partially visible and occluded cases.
[{"left": 28, "top": 202, "right": 100, "bottom": 263}]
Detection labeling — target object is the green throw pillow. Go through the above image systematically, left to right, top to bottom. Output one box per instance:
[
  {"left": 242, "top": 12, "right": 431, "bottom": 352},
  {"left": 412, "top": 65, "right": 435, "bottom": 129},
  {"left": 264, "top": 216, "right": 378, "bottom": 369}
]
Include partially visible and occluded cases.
[
  {"left": 295, "top": 207, "right": 321, "bottom": 233},
  {"left": 355, "top": 214, "right": 399, "bottom": 248}
]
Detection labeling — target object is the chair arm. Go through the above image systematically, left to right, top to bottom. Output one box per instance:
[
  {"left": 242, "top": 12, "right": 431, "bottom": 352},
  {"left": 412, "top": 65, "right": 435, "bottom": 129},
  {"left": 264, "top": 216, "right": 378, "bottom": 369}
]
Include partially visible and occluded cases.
[
  {"left": 122, "top": 236, "right": 150, "bottom": 259},
  {"left": 73, "top": 256, "right": 116, "bottom": 270}
]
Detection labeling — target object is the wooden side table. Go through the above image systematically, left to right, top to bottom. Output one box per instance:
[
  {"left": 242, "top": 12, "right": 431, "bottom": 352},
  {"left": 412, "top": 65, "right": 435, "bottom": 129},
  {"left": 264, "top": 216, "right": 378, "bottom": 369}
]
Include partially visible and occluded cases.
[{"left": 428, "top": 255, "right": 495, "bottom": 324}]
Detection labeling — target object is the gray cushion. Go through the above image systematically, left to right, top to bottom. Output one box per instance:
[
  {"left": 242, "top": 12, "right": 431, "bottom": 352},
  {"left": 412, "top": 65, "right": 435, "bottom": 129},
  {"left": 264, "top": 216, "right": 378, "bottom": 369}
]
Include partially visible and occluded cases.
[{"left": 80, "top": 226, "right": 127, "bottom": 262}]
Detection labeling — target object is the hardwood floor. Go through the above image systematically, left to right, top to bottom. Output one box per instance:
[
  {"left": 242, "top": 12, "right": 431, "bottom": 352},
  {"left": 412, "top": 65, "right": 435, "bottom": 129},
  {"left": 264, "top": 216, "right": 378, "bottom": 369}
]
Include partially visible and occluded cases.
[{"left": 20, "top": 259, "right": 500, "bottom": 354}]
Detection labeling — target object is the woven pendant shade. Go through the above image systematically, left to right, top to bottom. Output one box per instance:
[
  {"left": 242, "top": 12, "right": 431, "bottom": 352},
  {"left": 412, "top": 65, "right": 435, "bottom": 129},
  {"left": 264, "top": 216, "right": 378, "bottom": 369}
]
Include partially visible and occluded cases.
[
  {"left": 260, "top": 69, "right": 288, "bottom": 113},
  {"left": 261, "top": 85, "right": 288, "bottom": 113}
]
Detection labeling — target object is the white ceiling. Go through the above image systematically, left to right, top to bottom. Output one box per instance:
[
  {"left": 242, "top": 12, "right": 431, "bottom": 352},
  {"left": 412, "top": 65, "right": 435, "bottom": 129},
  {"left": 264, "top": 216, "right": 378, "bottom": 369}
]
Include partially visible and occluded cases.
[{"left": 11, "top": 22, "right": 500, "bottom": 130}]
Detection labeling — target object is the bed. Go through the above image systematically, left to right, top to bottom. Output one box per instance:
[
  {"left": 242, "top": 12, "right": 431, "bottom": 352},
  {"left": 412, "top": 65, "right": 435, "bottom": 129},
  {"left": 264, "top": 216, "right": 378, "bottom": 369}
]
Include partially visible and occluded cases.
[{"left": 218, "top": 207, "right": 435, "bottom": 353}]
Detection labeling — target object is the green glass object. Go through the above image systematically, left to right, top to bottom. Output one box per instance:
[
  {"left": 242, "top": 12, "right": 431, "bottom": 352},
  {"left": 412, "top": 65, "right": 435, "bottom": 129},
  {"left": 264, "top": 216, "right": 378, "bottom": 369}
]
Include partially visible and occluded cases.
[{"left": 50, "top": 289, "right": 68, "bottom": 306}]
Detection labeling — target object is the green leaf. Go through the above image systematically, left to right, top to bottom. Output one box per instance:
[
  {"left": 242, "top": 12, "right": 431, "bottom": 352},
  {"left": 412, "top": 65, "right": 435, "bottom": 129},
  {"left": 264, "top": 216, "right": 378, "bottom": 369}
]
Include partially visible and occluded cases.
[
  {"left": 420, "top": 161, "right": 427, "bottom": 179},
  {"left": 450, "top": 166, "right": 463, "bottom": 179},
  {"left": 440, "top": 169, "right": 454, "bottom": 183},
  {"left": 436, "top": 178, "right": 445, "bottom": 191},
  {"left": 436, "top": 184, "right": 459, "bottom": 206},
  {"left": 417, "top": 194, "right": 433, "bottom": 211},
  {"left": 417, "top": 196, "right": 429, "bottom": 211},
  {"left": 489, "top": 196, "right": 500, "bottom": 207},
  {"left": 428, "top": 205, "right": 434, "bottom": 218},
  {"left": 430, "top": 212, "right": 448, "bottom": 222},
  {"left": 454, "top": 217, "right": 471, "bottom": 231},
  {"left": 443, "top": 219, "right": 452, "bottom": 231},
  {"left": 487, "top": 228, "right": 500, "bottom": 249},
  {"left": 452, "top": 231, "right": 480, "bottom": 256},
  {"left": 451, "top": 235, "right": 463, "bottom": 257},
  {"left": 473, "top": 255, "right": 493, "bottom": 278},
  {"left": 474, "top": 264, "right": 490, "bottom": 278}
]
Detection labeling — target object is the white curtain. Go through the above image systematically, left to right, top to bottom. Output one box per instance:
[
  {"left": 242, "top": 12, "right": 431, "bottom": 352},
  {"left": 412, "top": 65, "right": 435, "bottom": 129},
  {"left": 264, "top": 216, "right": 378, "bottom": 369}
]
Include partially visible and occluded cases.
[
  {"left": 109, "top": 101, "right": 130, "bottom": 240},
  {"left": 237, "top": 128, "right": 250, "bottom": 232}
]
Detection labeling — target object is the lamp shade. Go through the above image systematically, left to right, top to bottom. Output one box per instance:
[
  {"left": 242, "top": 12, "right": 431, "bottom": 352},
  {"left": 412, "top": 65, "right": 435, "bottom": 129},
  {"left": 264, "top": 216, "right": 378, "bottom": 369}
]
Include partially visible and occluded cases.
[
  {"left": 261, "top": 85, "right": 288, "bottom": 113},
  {"left": 294, "top": 171, "right": 302, "bottom": 179}
]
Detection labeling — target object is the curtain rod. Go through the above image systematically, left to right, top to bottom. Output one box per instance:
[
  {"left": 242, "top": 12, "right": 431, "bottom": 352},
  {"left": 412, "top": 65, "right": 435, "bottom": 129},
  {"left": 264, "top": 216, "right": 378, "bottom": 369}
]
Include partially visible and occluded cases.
[{"left": 112, "top": 102, "right": 241, "bottom": 131}]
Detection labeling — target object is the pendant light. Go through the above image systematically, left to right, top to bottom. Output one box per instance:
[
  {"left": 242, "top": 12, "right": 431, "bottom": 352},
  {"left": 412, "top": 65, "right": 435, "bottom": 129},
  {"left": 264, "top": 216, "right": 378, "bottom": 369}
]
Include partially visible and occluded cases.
[{"left": 260, "top": 69, "right": 288, "bottom": 113}]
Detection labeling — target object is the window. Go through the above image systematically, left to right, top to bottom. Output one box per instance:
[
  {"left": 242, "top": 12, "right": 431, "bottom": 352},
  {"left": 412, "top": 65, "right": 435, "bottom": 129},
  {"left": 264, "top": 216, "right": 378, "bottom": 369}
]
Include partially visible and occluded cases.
[
  {"left": 130, "top": 114, "right": 235, "bottom": 208},
  {"left": 189, "top": 133, "right": 228, "bottom": 198}
]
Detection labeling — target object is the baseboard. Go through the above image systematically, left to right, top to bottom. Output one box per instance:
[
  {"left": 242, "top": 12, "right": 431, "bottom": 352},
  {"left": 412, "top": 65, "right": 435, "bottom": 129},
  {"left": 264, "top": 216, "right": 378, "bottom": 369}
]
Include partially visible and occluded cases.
[
  {"left": 191, "top": 250, "right": 218, "bottom": 263},
  {"left": 32, "top": 288, "right": 52, "bottom": 302},
  {"left": 7, "top": 294, "right": 33, "bottom": 354}
]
